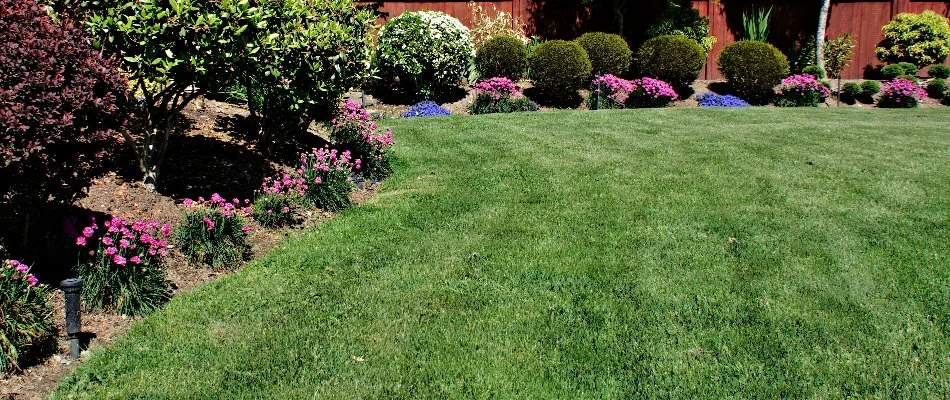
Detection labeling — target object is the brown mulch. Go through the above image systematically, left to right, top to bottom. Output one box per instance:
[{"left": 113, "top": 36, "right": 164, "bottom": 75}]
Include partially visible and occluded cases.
[{"left": 1, "top": 97, "right": 380, "bottom": 400}]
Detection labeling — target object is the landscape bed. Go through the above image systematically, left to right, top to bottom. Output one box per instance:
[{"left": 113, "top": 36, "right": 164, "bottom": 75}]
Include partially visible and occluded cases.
[{"left": 53, "top": 108, "right": 949, "bottom": 398}]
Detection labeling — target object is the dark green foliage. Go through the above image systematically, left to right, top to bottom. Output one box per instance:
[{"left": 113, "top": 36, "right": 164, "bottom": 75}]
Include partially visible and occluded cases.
[
  {"left": 645, "top": 0, "right": 716, "bottom": 52},
  {"left": 574, "top": 32, "right": 632, "bottom": 76},
  {"left": 637, "top": 35, "right": 705, "bottom": 94},
  {"left": 790, "top": 35, "right": 818, "bottom": 73},
  {"left": 475, "top": 36, "right": 527, "bottom": 81},
  {"left": 528, "top": 40, "right": 592, "bottom": 100},
  {"left": 717, "top": 41, "right": 789, "bottom": 105},
  {"left": 897, "top": 62, "right": 919, "bottom": 76},
  {"left": 881, "top": 64, "right": 905, "bottom": 80},
  {"left": 802, "top": 65, "right": 826, "bottom": 79},
  {"left": 929, "top": 65, "right": 950, "bottom": 79},
  {"left": 898, "top": 74, "right": 920, "bottom": 83},
  {"left": 926, "top": 78, "right": 948, "bottom": 98},
  {"left": 860, "top": 80, "right": 881, "bottom": 97},
  {"left": 840, "top": 82, "right": 861, "bottom": 103},
  {"left": 943, "top": 91, "right": 950, "bottom": 105},
  {"left": 470, "top": 94, "right": 539, "bottom": 115},
  {"left": 299, "top": 149, "right": 355, "bottom": 212},
  {"left": 251, "top": 193, "right": 300, "bottom": 228},
  {"left": 174, "top": 209, "right": 250, "bottom": 271},
  {"left": 1, "top": 261, "right": 54, "bottom": 374}
]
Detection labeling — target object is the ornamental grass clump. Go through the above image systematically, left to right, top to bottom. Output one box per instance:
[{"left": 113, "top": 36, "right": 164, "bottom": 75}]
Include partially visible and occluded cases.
[
  {"left": 586, "top": 74, "right": 635, "bottom": 109},
  {"left": 775, "top": 74, "right": 831, "bottom": 107},
  {"left": 470, "top": 77, "right": 539, "bottom": 114},
  {"left": 626, "top": 77, "right": 679, "bottom": 108},
  {"left": 877, "top": 78, "right": 927, "bottom": 108},
  {"left": 696, "top": 92, "right": 751, "bottom": 107},
  {"left": 330, "top": 101, "right": 394, "bottom": 180},
  {"left": 402, "top": 101, "right": 452, "bottom": 118},
  {"left": 298, "top": 147, "right": 357, "bottom": 212},
  {"left": 252, "top": 173, "right": 307, "bottom": 228},
  {"left": 175, "top": 195, "right": 252, "bottom": 270},
  {"left": 75, "top": 216, "right": 172, "bottom": 315},
  {"left": 1, "top": 259, "right": 53, "bottom": 374}
]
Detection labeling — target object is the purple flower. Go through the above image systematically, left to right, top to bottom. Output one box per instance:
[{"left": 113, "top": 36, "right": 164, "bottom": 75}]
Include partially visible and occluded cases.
[{"left": 402, "top": 101, "right": 451, "bottom": 118}]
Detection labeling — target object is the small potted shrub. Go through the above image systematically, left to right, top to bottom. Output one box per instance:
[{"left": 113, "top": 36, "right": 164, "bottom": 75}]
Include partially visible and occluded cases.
[
  {"left": 587, "top": 74, "right": 635, "bottom": 110},
  {"left": 775, "top": 74, "right": 831, "bottom": 107},
  {"left": 470, "top": 77, "right": 538, "bottom": 114},
  {"left": 626, "top": 77, "right": 679, "bottom": 108},
  {"left": 877, "top": 78, "right": 927, "bottom": 108},
  {"left": 175, "top": 195, "right": 252, "bottom": 270},
  {"left": 75, "top": 216, "right": 172, "bottom": 315},
  {"left": 1, "top": 259, "right": 53, "bottom": 374}
]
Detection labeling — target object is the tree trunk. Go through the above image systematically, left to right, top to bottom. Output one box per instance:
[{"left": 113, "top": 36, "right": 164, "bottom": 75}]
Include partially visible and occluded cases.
[{"left": 816, "top": 0, "right": 831, "bottom": 69}]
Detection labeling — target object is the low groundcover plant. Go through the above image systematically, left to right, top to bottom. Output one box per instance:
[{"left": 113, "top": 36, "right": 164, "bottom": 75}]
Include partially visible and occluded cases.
[
  {"left": 470, "top": 77, "right": 539, "bottom": 114},
  {"left": 696, "top": 92, "right": 751, "bottom": 107},
  {"left": 402, "top": 101, "right": 452, "bottom": 118},
  {"left": 175, "top": 194, "right": 252, "bottom": 270},
  {"left": 75, "top": 216, "right": 172, "bottom": 315},
  {"left": 1, "top": 259, "right": 53, "bottom": 374}
]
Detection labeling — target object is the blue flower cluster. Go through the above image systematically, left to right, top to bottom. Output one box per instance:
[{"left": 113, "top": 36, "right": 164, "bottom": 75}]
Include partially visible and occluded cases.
[
  {"left": 696, "top": 92, "right": 750, "bottom": 107},
  {"left": 402, "top": 101, "right": 452, "bottom": 118}
]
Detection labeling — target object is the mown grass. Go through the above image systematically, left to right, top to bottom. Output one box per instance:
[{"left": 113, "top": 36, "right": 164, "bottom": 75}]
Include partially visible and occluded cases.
[{"left": 54, "top": 108, "right": 949, "bottom": 398}]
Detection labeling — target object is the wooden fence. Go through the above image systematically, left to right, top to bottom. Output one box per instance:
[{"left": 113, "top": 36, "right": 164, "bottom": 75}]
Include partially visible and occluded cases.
[{"left": 365, "top": 0, "right": 950, "bottom": 79}]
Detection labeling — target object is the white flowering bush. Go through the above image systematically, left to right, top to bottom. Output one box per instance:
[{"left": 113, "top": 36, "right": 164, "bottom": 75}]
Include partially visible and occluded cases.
[{"left": 376, "top": 11, "right": 474, "bottom": 99}]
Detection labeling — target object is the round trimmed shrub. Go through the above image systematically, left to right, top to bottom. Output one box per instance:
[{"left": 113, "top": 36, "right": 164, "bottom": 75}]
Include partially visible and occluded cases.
[
  {"left": 0, "top": 0, "right": 128, "bottom": 209},
  {"left": 876, "top": 10, "right": 950, "bottom": 67},
  {"left": 376, "top": 11, "right": 474, "bottom": 99},
  {"left": 574, "top": 32, "right": 631, "bottom": 76},
  {"left": 475, "top": 35, "right": 528, "bottom": 82},
  {"left": 637, "top": 35, "right": 706, "bottom": 94},
  {"left": 529, "top": 40, "right": 592, "bottom": 100},
  {"left": 717, "top": 41, "right": 790, "bottom": 104},
  {"left": 898, "top": 62, "right": 919, "bottom": 76},
  {"left": 881, "top": 64, "right": 906, "bottom": 80},
  {"left": 802, "top": 65, "right": 826, "bottom": 79},
  {"left": 929, "top": 65, "right": 950, "bottom": 79},
  {"left": 897, "top": 74, "right": 920, "bottom": 83},
  {"left": 926, "top": 78, "right": 948, "bottom": 98},
  {"left": 860, "top": 80, "right": 882, "bottom": 97},
  {"left": 840, "top": 82, "right": 861, "bottom": 103},
  {"left": 1, "top": 259, "right": 53, "bottom": 374}
]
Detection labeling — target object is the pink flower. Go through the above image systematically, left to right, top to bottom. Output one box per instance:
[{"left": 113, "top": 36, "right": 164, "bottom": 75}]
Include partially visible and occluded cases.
[
  {"left": 183, "top": 198, "right": 194, "bottom": 206},
  {"left": 282, "top": 206, "right": 290, "bottom": 213},
  {"left": 203, "top": 216, "right": 215, "bottom": 230},
  {"left": 161, "top": 224, "right": 171, "bottom": 237},
  {"left": 242, "top": 225, "right": 251, "bottom": 232},
  {"left": 82, "top": 227, "right": 95, "bottom": 238},
  {"left": 76, "top": 236, "right": 87, "bottom": 247},
  {"left": 102, "top": 237, "right": 113, "bottom": 245},
  {"left": 119, "top": 239, "right": 130, "bottom": 249},
  {"left": 105, "top": 247, "right": 118, "bottom": 255},
  {"left": 113, "top": 255, "right": 127, "bottom": 266},
  {"left": 130, "top": 256, "right": 142, "bottom": 265},
  {"left": 15, "top": 263, "right": 28, "bottom": 274},
  {"left": 27, "top": 275, "right": 39, "bottom": 286}
]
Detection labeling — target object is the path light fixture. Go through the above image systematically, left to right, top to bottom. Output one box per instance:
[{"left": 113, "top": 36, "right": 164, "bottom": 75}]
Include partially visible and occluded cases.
[{"left": 60, "top": 278, "right": 82, "bottom": 360}]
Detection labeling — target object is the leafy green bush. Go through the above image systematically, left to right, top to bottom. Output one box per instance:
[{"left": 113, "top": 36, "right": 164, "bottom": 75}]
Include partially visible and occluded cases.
[
  {"left": 1, "top": 0, "right": 128, "bottom": 209},
  {"left": 51, "top": 0, "right": 263, "bottom": 188},
  {"left": 237, "top": 0, "right": 375, "bottom": 154},
  {"left": 645, "top": 0, "right": 716, "bottom": 52},
  {"left": 876, "top": 10, "right": 950, "bottom": 67},
  {"left": 376, "top": 11, "right": 474, "bottom": 99},
  {"left": 574, "top": 32, "right": 631, "bottom": 76},
  {"left": 475, "top": 35, "right": 527, "bottom": 81},
  {"left": 637, "top": 35, "right": 705, "bottom": 94},
  {"left": 528, "top": 40, "right": 592, "bottom": 100},
  {"left": 717, "top": 41, "right": 790, "bottom": 105},
  {"left": 897, "top": 62, "right": 919, "bottom": 76},
  {"left": 881, "top": 64, "right": 905, "bottom": 80},
  {"left": 802, "top": 65, "right": 826, "bottom": 79},
  {"left": 929, "top": 65, "right": 950, "bottom": 79},
  {"left": 898, "top": 74, "right": 920, "bottom": 83},
  {"left": 926, "top": 78, "right": 948, "bottom": 98},
  {"left": 860, "top": 81, "right": 881, "bottom": 97},
  {"left": 840, "top": 82, "right": 861, "bottom": 103},
  {"left": 943, "top": 91, "right": 950, "bottom": 105},
  {"left": 299, "top": 148, "right": 356, "bottom": 212},
  {"left": 175, "top": 196, "right": 251, "bottom": 270},
  {"left": 74, "top": 216, "right": 171, "bottom": 315},
  {"left": 1, "top": 259, "right": 53, "bottom": 374}
]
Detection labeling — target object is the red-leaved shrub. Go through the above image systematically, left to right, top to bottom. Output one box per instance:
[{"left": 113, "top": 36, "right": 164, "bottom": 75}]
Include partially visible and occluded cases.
[{"left": 0, "top": 0, "right": 128, "bottom": 207}]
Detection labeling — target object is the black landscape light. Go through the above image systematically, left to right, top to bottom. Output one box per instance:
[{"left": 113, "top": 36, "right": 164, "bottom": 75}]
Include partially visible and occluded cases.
[{"left": 60, "top": 278, "right": 82, "bottom": 360}]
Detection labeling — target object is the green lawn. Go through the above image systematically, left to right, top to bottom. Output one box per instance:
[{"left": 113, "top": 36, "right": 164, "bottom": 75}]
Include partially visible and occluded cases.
[{"left": 55, "top": 108, "right": 949, "bottom": 398}]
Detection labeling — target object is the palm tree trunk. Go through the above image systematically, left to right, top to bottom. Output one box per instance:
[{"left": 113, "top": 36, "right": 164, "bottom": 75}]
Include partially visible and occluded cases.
[{"left": 816, "top": 0, "right": 831, "bottom": 69}]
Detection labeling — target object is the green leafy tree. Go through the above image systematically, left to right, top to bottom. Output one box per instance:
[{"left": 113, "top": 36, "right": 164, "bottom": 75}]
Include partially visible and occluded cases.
[
  {"left": 51, "top": 0, "right": 265, "bottom": 189},
  {"left": 645, "top": 0, "right": 716, "bottom": 52},
  {"left": 876, "top": 10, "right": 950, "bottom": 67},
  {"left": 824, "top": 33, "right": 855, "bottom": 106}
]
